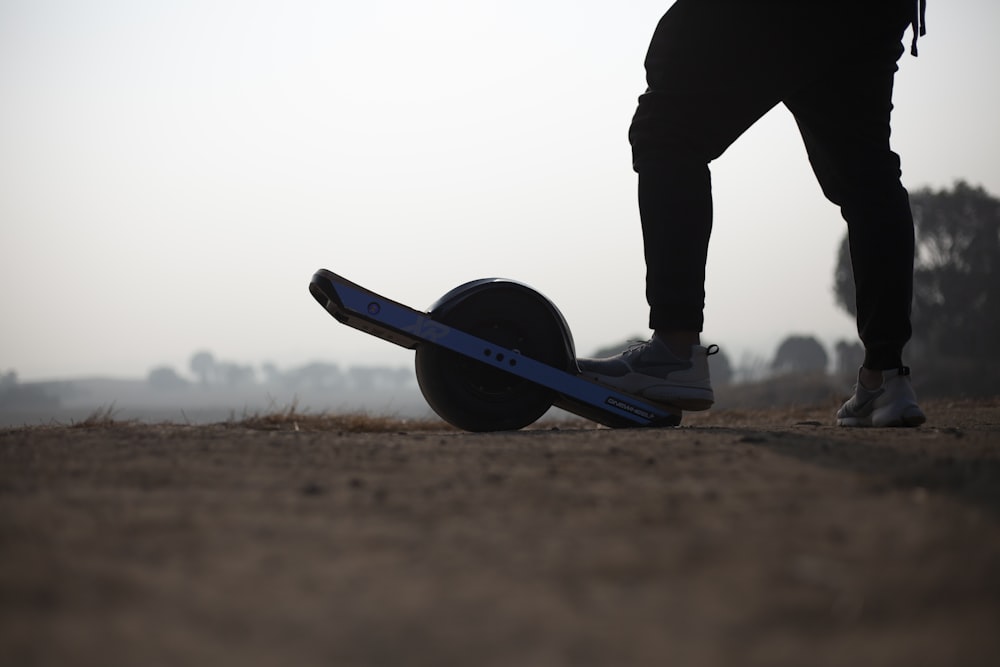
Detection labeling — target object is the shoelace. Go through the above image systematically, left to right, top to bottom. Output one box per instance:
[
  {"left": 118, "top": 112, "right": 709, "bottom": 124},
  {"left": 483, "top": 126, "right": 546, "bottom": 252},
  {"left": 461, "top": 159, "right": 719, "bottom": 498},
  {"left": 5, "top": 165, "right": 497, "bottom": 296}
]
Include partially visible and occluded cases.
[{"left": 910, "top": 0, "right": 927, "bottom": 56}]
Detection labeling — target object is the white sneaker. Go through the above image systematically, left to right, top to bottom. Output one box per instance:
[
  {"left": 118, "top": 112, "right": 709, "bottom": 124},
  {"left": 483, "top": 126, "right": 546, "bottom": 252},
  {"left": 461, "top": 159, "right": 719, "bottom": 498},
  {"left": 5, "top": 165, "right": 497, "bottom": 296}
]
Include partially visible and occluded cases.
[
  {"left": 576, "top": 336, "right": 715, "bottom": 411},
  {"left": 836, "top": 367, "right": 926, "bottom": 427}
]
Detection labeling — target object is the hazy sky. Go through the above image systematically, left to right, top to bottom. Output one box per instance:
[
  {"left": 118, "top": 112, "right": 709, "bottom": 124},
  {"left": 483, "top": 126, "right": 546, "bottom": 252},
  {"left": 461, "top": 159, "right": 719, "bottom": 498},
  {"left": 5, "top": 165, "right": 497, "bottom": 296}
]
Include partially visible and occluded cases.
[{"left": 2, "top": 0, "right": 998, "bottom": 381}]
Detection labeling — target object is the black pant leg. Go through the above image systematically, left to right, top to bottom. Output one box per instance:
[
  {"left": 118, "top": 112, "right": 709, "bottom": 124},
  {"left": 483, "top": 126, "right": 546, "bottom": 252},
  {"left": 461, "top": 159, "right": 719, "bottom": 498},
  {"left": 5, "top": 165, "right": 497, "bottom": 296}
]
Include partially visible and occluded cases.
[
  {"left": 631, "top": 1, "right": 820, "bottom": 332},
  {"left": 784, "top": 15, "right": 914, "bottom": 369}
]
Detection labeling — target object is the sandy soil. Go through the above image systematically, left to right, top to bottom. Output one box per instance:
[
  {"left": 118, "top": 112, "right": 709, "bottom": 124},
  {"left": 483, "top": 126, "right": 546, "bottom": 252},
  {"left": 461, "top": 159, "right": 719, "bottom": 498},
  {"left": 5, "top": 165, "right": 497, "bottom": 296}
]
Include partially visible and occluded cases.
[{"left": 2, "top": 399, "right": 999, "bottom": 667}]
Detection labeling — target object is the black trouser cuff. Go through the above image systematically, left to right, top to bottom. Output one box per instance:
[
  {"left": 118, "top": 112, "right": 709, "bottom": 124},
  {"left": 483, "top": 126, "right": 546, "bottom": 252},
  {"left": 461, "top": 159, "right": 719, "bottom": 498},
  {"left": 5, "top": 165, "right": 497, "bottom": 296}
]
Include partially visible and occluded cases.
[{"left": 863, "top": 346, "right": 904, "bottom": 371}]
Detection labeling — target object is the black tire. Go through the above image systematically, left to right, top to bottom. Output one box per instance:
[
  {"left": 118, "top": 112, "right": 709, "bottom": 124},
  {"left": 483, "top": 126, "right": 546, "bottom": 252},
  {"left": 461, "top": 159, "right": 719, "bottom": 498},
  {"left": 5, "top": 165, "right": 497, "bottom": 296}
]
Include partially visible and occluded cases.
[{"left": 415, "top": 283, "right": 571, "bottom": 432}]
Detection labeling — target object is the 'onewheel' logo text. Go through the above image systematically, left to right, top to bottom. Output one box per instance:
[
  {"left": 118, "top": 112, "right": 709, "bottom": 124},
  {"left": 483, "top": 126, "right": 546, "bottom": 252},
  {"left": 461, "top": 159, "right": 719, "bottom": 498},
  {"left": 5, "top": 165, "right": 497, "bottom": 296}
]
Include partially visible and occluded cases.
[{"left": 605, "top": 396, "right": 655, "bottom": 420}]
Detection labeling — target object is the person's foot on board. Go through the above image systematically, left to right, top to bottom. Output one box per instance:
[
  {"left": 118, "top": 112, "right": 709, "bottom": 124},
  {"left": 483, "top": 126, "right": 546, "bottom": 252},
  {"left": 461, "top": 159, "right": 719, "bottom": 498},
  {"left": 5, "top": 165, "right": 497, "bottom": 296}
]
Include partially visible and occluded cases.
[{"left": 577, "top": 335, "right": 715, "bottom": 411}]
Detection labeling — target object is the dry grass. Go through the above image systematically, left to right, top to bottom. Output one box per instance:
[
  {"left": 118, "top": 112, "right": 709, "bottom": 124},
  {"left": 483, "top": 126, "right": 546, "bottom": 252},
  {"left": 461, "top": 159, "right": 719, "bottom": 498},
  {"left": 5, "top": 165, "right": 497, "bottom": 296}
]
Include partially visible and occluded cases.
[
  {"left": 17, "top": 389, "right": 1000, "bottom": 436},
  {"left": 70, "top": 404, "right": 134, "bottom": 429},
  {"left": 231, "top": 404, "right": 456, "bottom": 433},
  {"left": 232, "top": 405, "right": 594, "bottom": 433}
]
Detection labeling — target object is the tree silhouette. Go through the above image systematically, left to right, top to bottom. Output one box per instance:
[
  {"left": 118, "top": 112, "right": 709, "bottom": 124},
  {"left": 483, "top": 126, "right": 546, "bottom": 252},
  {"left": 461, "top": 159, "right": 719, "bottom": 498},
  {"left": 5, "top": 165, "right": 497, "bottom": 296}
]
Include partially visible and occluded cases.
[
  {"left": 834, "top": 181, "right": 1000, "bottom": 362},
  {"left": 772, "top": 335, "right": 828, "bottom": 375},
  {"left": 834, "top": 340, "right": 864, "bottom": 379},
  {"left": 708, "top": 348, "right": 734, "bottom": 386},
  {"left": 190, "top": 351, "right": 216, "bottom": 385},
  {"left": 215, "top": 362, "right": 255, "bottom": 387},
  {"left": 261, "top": 362, "right": 281, "bottom": 386},
  {"left": 284, "top": 362, "right": 343, "bottom": 389},
  {"left": 148, "top": 366, "right": 190, "bottom": 391},
  {"left": 1, "top": 370, "right": 16, "bottom": 389}
]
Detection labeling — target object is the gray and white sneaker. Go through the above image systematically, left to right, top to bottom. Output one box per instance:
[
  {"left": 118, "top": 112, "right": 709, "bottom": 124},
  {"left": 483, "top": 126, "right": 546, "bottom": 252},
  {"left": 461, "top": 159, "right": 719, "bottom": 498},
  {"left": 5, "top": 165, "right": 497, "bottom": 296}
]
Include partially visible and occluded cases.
[
  {"left": 576, "top": 336, "right": 715, "bottom": 411},
  {"left": 836, "top": 367, "right": 926, "bottom": 427}
]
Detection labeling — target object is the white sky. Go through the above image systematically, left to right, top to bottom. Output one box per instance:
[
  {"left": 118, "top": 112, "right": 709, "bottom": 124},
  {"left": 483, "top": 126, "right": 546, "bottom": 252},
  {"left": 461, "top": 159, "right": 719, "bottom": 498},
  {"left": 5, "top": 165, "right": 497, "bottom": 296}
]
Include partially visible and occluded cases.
[{"left": 2, "top": 0, "right": 999, "bottom": 381}]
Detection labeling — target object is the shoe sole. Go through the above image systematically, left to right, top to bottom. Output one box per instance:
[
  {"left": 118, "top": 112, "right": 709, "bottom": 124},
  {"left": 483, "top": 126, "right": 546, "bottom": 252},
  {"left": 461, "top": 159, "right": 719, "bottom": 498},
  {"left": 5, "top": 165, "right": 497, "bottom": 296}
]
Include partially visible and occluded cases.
[
  {"left": 582, "top": 373, "right": 714, "bottom": 412},
  {"left": 641, "top": 392, "right": 714, "bottom": 412},
  {"left": 837, "top": 406, "right": 927, "bottom": 428}
]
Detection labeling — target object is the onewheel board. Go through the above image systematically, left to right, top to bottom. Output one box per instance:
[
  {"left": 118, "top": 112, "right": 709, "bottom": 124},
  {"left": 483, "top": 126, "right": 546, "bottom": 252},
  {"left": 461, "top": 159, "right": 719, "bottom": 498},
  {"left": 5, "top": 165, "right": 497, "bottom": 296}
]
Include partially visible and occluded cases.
[{"left": 310, "top": 269, "right": 681, "bottom": 431}]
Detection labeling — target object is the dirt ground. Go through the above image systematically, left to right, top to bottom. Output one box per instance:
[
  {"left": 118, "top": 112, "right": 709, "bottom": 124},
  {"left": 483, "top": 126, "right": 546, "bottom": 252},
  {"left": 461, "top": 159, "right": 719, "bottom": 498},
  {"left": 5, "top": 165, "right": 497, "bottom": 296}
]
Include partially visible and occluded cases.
[{"left": 2, "top": 399, "right": 999, "bottom": 667}]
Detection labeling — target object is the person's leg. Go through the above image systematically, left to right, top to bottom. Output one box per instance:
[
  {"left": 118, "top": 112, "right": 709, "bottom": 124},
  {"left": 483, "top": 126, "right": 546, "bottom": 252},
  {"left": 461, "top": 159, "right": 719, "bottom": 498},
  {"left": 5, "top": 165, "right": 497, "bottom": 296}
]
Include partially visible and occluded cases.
[
  {"left": 630, "top": 0, "right": 819, "bottom": 342},
  {"left": 578, "top": 1, "right": 825, "bottom": 408},
  {"left": 784, "top": 4, "right": 925, "bottom": 426},
  {"left": 783, "top": 9, "right": 914, "bottom": 375}
]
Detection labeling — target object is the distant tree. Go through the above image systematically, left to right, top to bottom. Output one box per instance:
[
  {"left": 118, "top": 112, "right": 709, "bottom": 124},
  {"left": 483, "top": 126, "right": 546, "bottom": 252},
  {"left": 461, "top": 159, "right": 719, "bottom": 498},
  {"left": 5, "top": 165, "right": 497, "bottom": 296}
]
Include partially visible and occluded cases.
[
  {"left": 834, "top": 181, "right": 1000, "bottom": 361},
  {"left": 772, "top": 335, "right": 828, "bottom": 375},
  {"left": 834, "top": 340, "right": 864, "bottom": 379},
  {"left": 708, "top": 347, "right": 734, "bottom": 385},
  {"left": 190, "top": 351, "right": 216, "bottom": 385},
  {"left": 734, "top": 351, "right": 772, "bottom": 384},
  {"left": 215, "top": 362, "right": 256, "bottom": 387},
  {"left": 260, "top": 362, "right": 281, "bottom": 385},
  {"left": 284, "top": 362, "right": 343, "bottom": 389},
  {"left": 147, "top": 366, "right": 190, "bottom": 391},
  {"left": 349, "top": 366, "right": 379, "bottom": 391},
  {"left": 362, "top": 366, "right": 414, "bottom": 388},
  {"left": 1, "top": 370, "right": 16, "bottom": 389},
  {"left": 0, "top": 383, "right": 60, "bottom": 409}
]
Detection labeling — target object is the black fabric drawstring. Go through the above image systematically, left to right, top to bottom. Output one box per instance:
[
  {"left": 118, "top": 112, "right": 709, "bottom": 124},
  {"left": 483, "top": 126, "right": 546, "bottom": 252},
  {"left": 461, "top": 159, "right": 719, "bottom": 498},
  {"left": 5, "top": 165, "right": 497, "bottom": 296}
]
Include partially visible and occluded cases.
[{"left": 911, "top": 0, "right": 928, "bottom": 56}]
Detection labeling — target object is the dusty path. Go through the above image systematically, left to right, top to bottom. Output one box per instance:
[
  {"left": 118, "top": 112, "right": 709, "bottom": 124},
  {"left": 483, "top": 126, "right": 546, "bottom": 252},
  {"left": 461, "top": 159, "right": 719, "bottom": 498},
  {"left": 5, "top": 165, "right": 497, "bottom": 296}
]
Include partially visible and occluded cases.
[{"left": 2, "top": 400, "right": 999, "bottom": 666}]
